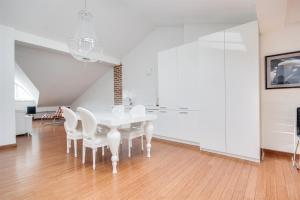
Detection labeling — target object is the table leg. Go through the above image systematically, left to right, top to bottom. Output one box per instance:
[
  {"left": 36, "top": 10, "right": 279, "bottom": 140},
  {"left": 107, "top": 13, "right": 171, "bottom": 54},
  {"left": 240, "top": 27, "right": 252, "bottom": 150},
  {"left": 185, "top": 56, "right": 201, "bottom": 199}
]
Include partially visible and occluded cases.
[
  {"left": 145, "top": 121, "right": 154, "bottom": 158},
  {"left": 107, "top": 127, "right": 121, "bottom": 174}
]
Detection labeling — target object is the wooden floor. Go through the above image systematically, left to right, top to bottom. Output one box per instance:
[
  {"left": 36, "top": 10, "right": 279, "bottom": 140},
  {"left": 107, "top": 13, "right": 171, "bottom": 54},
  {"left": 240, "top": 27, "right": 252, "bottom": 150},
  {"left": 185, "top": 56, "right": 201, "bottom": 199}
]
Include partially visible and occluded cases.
[{"left": 0, "top": 123, "right": 300, "bottom": 200}]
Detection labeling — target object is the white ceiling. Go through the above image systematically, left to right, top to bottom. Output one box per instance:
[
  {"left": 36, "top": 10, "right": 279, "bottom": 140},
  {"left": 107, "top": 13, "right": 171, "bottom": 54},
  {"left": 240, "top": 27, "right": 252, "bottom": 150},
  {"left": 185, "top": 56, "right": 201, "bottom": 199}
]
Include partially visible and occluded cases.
[
  {"left": 0, "top": 0, "right": 257, "bottom": 58},
  {"left": 0, "top": 0, "right": 154, "bottom": 58},
  {"left": 3, "top": 0, "right": 258, "bottom": 107},
  {"left": 118, "top": 0, "right": 257, "bottom": 25},
  {"left": 15, "top": 44, "right": 112, "bottom": 106}
]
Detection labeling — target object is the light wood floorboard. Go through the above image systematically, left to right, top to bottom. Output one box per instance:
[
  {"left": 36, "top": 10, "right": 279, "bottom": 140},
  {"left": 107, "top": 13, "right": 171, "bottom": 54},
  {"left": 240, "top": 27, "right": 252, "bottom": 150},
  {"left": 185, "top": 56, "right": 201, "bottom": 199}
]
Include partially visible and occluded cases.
[{"left": 0, "top": 122, "right": 300, "bottom": 199}]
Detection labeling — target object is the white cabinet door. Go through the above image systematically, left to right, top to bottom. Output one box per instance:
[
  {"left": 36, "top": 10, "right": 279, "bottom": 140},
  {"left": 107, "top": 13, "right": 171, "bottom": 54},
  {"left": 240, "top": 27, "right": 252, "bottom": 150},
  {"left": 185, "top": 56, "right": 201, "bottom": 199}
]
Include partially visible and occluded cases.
[
  {"left": 225, "top": 21, "right": 260, "bottom": 160},
  {"left": 197, "top": 31, "right": 226, "bottom": 152},
  {"left": 177, "top": 42, "right": 200, "bottom": 110},
  {"left": 158, "top": 48, "right": 178, "bottom": 110},
  {"left": 156, "top": 110, "right": 178, "bottom": 138},
  {"left": 177, "top": 110, "right": 201, "bottom": 145},
  {"left": 15, "top": 111, "right": 26, "bottom": 135}
]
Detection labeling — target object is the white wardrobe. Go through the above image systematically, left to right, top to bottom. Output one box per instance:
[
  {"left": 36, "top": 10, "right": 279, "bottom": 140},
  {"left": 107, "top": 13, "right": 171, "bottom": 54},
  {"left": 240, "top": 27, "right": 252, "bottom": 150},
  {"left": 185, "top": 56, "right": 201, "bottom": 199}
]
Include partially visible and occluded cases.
[{"left": 157, "top": 21, "right": 260, "bottom": 161}]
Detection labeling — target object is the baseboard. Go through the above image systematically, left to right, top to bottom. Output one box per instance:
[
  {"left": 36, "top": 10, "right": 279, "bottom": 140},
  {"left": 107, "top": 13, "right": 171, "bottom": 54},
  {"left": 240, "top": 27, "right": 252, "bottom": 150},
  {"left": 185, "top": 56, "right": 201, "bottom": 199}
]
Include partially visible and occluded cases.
[
  {"left": 153, "top": 135, "right": 199, "bottom": 147},
  {"left": 153, "top": 135, "right": 264, "bottom": 163},
  {"left": 152, "top": 136, "right": 199, "bottom": 150},
  {"left": 0, "top": 143, "right": 17, "bottom": 150},
  {"left": 200, "top": 147, "right": 261, "bottom": 163},
  {"left": 262, "top": 148, "right": 293, "bottom": 156}
]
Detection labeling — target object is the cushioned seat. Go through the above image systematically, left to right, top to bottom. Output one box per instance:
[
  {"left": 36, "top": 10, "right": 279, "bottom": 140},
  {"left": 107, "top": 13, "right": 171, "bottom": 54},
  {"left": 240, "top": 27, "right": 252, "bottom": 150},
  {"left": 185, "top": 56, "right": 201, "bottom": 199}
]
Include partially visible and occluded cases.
[{"left": 78, "top": 107, "right": 109, "bottom": 170}]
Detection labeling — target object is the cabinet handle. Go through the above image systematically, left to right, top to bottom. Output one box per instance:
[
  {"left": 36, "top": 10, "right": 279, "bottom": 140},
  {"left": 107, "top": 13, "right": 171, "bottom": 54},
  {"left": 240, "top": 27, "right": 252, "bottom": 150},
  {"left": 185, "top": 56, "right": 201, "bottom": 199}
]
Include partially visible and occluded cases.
[
  {"left": 160, "top": 106, "right": 168, "bottom": 109},
  {"left": 179, "top": 107, "right": 189, "bottom": 110},
  {"left": 147, "top": 111, "right": 154, "bottom": 113},
  {"left": 159, "top": 111, "right": 167, "bottom": 113},
  {"left": 179, "top": 112, "right": 188, "bottom": 114}
]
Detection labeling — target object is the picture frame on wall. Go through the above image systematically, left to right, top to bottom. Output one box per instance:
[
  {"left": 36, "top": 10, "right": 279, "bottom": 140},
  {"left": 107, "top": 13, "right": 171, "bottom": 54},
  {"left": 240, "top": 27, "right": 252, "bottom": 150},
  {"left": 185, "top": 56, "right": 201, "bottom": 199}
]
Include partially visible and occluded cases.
[{"left": 266, "top": 51, "right": 300, "bottom": 89}]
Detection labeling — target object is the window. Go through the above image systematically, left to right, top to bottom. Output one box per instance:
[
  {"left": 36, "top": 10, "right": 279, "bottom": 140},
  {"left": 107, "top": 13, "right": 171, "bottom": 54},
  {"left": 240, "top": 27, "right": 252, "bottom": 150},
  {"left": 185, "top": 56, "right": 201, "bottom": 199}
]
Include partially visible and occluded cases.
[{"left": 15, "top": 82, "right": 34, "bottom": 101}]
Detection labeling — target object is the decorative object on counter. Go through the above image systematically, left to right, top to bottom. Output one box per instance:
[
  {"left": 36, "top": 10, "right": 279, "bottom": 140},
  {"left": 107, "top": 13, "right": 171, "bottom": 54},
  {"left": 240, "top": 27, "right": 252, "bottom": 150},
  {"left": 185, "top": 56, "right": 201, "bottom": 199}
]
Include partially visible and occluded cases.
[
  {"left": 266, "top": 51, "right": 300, "bottom": 89},
  {"left": 123, "top": 90, "right": 136, "bottom": 106}
]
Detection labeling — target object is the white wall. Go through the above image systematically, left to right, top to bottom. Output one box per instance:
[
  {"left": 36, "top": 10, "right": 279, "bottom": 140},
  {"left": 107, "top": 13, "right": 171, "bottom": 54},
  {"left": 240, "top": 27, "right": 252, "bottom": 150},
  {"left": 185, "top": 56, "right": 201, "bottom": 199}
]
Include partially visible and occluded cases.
[
  {"left": 183, "top": 23, "right": 236, "bottom": 43},
  {"left": 260, "top": 23, "right": 300, "bottom": 153},
  {"left": 72, "top": 24, "right": 240, "bottom": 110},
  {"left": 122, "top": 24, "right": 240, "bottom": 106},
  {"left": 0, "top": 25, "right": 16, "bottom": 146},
  {"left": 122, "top": 27, "right": 184, "bottom": 106},
  {"left": 72, "top": 68, "right": 114, "bottom": 112},
  {"left": 15, "top": 100, "right": 35, "bottom": 111}
]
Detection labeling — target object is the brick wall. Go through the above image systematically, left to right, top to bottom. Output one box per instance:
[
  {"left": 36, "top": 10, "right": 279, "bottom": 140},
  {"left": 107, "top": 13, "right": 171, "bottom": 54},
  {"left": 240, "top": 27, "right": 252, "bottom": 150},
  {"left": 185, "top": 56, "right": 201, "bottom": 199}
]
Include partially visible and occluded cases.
[{"left": 114, "top": 64, "right": 122, "bottom": 105}]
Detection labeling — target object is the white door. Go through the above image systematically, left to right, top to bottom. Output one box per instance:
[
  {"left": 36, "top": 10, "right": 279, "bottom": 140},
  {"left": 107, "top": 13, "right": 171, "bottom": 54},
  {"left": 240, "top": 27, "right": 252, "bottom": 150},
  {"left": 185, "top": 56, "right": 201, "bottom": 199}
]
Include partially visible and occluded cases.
[
  {"left": 225, "top": 21, "right": 260, "bottom": 160},
  {"left": 197, "top": 31, "right": 226, "bottom": 152},
  {"left": 177, "top": 42, "right": 200, "bottom": 110},
  {"left": 158, "top": 48, "right": 178, "bottom": 110},
  {"left": 156, "top": 110, "right": 178, "bottom": 138},
  {"left": 177, "top": 110, "right": 201, "bottom": 145}
]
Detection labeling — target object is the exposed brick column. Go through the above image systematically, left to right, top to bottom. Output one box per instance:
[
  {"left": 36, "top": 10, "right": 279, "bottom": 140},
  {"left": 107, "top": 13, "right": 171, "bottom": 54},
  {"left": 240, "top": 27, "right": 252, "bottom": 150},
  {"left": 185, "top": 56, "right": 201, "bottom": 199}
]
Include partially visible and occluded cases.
[{"left": 114, "top": 64, "right": 123, "bottom": 105}]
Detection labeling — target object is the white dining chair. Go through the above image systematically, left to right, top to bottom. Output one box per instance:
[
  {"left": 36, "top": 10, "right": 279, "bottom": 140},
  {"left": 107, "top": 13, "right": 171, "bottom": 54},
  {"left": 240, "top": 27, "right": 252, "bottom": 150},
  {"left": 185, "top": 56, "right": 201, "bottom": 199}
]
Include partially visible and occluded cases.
[
  {"left": 119, "top": 105, "right": 146, "bottom": 157},
  {"left": 62, "top": 107, "right": 83, "bottom": 158},
  {"left": 77, "top": 107, "right": 109, "bottom": 170}
]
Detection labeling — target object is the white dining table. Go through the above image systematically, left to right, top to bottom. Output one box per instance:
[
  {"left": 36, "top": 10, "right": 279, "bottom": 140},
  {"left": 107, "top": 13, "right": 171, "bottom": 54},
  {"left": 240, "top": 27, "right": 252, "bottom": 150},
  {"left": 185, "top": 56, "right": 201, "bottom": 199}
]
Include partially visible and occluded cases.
[{"left": 78, "top": 112, "right": 157, "bottom": 174}]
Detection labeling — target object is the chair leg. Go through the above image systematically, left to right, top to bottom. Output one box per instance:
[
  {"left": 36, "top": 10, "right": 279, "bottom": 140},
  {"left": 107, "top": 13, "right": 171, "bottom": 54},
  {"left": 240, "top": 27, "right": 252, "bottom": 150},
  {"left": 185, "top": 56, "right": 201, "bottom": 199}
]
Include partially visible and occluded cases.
[
  {"left": 141, "top": 136, "right": 144, "bottom": 151},
  {"left": 293, "top": 138, "right": 300, "bottom": 169},
  {"left": 67, "top": 139, "right": 71, "bottom": 154},
  {"left": 74, "top": 139, "right": 77, "bottom": 157},
  {"left": 128, "top": 139, "right": 131, "bottom": 158},
  {"left": 82, "top": 146, "right": 86, "bottom": 164},
  {"left": 102, "top": 146, "right": 105, "bottom": 156},
  {"left": 93, "top": 148, "right": 97, "bottom": 170},
  {"left": 117, "top": 149, "right": 119, "bottom": 161}
]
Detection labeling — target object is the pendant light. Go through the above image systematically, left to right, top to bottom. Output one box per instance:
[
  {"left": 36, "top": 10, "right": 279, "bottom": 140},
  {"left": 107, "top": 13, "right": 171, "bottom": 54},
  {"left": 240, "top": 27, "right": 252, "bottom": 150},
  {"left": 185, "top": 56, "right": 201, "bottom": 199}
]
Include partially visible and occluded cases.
[{"left": 68, "top": 0, "right": 102, "bottom": 62}]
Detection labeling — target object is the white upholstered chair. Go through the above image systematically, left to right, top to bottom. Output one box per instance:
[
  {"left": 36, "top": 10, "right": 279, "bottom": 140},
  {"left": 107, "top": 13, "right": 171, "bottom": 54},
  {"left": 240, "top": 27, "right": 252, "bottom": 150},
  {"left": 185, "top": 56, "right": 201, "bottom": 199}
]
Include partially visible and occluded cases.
[
  {"left": 119, "top": 105, "right": 146, "bottom": 157},
  {"left": 62, "top": 107, "right": 83, "bottom": 157},
  {"left": 77, "top": 107, "right": 108, "bottom": 170}
]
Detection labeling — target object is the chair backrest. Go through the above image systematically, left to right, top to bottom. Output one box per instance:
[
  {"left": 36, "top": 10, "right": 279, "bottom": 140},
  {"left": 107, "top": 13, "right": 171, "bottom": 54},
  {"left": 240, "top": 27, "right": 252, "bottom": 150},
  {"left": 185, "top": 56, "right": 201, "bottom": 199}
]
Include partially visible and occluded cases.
[
  {"left": 112, "top": 105, "right": 125, "bottom": 117},
  {"left": 129, "top": 105, "right": 146, "bottom": 117},
  {"left": 130, "top": 105, "right": 146, "bottom": 129},
  {"left": 62, "top": 107, "right": 78, "bottom": 133},
  {"left": 77, "top": 107, "right": 97, "bottom": 139}
]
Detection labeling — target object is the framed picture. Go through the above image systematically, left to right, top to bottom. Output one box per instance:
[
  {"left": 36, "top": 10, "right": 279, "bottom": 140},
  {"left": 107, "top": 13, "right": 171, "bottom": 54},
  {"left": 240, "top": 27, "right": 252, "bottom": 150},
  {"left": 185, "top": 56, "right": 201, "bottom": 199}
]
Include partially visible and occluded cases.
[{"left": 266, "top": 51, "right": 300, "bottom": 89}]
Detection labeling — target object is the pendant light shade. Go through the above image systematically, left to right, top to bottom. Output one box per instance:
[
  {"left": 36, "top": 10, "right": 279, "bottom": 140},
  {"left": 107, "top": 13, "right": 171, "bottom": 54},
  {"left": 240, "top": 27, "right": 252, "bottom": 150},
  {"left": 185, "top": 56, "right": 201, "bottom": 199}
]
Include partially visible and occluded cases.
[{"left": 68, "top": 2, "right": 103, "bottom": 62}]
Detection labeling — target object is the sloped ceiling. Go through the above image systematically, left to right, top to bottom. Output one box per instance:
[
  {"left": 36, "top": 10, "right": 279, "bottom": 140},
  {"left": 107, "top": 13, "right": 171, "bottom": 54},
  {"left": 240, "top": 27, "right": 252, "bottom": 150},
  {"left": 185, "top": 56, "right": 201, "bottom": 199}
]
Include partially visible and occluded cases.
[
  {"left": 0, "top": 0, "right": 154, "bottom": 58},
  {"left": 0, "top": 0, "right": 257, "bottom": 58},
  {"left": 3, "top": 0, "right": 258, "bottom": 107},
  {"left": 118, "top": 0, "right": 257, "bottom": 25},
  {"left": 256, "top": 0, "right": 300, "bottom": 33},
  {"left": 15, "top": 43, "right": 112, "bottom": 106}
]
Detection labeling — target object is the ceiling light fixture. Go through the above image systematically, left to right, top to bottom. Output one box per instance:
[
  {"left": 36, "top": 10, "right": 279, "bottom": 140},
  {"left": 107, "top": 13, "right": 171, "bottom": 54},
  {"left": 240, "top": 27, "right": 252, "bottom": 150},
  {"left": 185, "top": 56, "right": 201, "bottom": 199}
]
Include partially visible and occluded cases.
[{"left": 68, "top": 0, "right": 102, "bottom": 62}]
